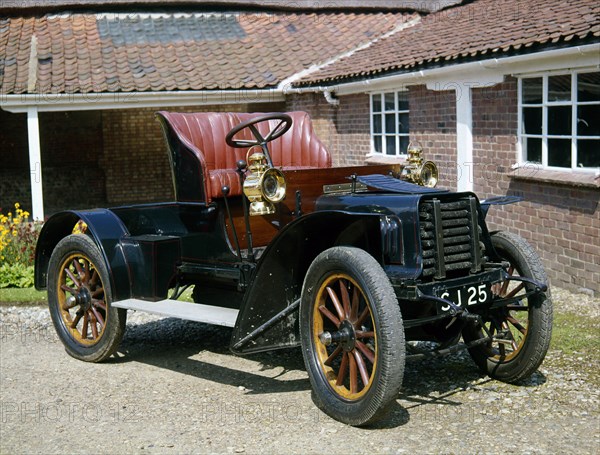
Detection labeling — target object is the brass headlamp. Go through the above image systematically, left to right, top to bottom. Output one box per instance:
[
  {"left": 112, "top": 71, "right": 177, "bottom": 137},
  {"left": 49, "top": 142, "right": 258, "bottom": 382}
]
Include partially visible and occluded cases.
[
  {"left": 400, "top": 142, "right": 439, "bottom": 188},
  {"left": 242, "top": 147, "right": 287, "bottom": 216}
]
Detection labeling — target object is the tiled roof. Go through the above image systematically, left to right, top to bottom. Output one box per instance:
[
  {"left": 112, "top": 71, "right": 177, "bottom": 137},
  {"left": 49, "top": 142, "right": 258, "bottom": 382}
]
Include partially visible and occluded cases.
[
  {"left": 295, "top": 0, "right": 600, "bottom": 85},
  {"left": 0, "top": 1, "right": 460, "bottom": 14},
  {"left": 0, "top": 12, "right": 414, "bottom": 94}
]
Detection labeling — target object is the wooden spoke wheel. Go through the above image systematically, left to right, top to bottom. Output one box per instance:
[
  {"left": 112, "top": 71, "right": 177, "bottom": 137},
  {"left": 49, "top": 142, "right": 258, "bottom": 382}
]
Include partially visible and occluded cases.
[
  {"left": 463, "top": 231, "right": 552, "bottom": 383},
  {"left": 48, "top": 234, "right": 126, "bottom": 362},
  {"left": 301, "top": 247, "right": 405, "bottom": 426},
  {"left": 56, "top": 253, "right": 108, "bottom": 345},
  {"left": 313, "top": 274, "right": 377, "bottom": 400}
]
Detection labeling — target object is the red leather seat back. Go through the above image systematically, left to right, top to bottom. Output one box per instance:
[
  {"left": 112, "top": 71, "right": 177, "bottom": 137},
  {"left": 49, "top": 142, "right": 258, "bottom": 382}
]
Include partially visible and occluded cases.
[{"left": 157, "top": 111, "right": 331, "bottom": 202}]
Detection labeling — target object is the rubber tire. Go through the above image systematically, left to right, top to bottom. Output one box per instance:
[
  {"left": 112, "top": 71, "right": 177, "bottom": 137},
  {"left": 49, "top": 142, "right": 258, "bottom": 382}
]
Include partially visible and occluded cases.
[
  {"left": 463, "top": 231, "right": 552, "bottom": 383},
  {"left": 48, "top": 234, "right": 127, "bottom": 362},
  {"left": 300, "top": 247, "right": 405, "bottom": 426}
]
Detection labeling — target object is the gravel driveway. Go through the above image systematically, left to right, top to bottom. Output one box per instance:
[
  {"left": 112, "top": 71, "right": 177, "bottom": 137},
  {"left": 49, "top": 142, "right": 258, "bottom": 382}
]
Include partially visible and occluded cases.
[{"left": 1, "top": 288, "right": 598, "bottom": 454}]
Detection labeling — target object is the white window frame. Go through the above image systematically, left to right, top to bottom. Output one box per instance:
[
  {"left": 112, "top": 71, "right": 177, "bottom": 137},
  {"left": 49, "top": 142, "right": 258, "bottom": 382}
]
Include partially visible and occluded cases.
[
  {"left": 518, "top": 69, "right": 600, "bottom": 172},
  {"left": 369, "top": 90, "right": 410, "bottom": 157}
]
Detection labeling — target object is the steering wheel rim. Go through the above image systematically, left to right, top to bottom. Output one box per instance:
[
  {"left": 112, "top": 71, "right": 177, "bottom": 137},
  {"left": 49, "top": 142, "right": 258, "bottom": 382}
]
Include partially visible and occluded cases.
[{"left": 225, "top": 113, "right": 293, "bottom": 149}]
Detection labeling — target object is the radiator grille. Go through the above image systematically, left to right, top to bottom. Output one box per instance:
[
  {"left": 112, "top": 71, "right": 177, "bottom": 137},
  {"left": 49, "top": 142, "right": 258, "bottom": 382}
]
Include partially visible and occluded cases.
[{"left": 419, "top": 196, "right": 485, "bottom": 279}]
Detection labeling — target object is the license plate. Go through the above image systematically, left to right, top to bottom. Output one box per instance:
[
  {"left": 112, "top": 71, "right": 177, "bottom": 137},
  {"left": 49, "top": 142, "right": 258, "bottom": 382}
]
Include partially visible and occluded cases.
[{"left": 439, "top": 283, "right": 491, "bottom": 312}]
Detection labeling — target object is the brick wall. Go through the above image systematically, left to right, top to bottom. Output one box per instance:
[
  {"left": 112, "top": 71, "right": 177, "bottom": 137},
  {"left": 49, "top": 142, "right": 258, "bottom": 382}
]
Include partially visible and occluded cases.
[
  {"left": 472, "top": 77, "right": 600, "bottom": 296},
  {"left": 409, "top": 85, "right": 458, "bottom": 189},
  {"left": 286, "top": 93, "right": 339, "bottom": 160},
  {"left": 287, "top": 93, "right": 375, "bottom": 166},
  {"left": 334, "top": 94, "right": 372, "bottom": 166},
  {"left": 100, "top": 102, "right": 285, "bottom": 205},
  {"left": 0, "top": 109, "right": 106, "bottom": 216}
]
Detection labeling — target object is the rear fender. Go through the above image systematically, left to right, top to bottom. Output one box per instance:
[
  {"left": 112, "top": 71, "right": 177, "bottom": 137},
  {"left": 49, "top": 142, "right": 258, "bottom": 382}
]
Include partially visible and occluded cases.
[
  {"left": 35, "top": 209, "right": 131, "bottom": 301},
  {"left": 230, "top": 210, "right": 393, "bottom": 354}
]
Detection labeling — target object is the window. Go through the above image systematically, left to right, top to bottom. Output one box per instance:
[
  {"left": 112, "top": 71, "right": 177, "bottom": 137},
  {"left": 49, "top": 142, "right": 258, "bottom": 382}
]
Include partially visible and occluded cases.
[
  {"left": 519, "top": 70, "right": 600, "bottom": 170},
  {"left": 370, "top": 91, "right": 409, "bottom": 156}
]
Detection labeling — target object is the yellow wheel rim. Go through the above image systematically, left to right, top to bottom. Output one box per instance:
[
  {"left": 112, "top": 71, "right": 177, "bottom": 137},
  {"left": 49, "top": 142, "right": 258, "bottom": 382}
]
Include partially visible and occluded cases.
[
  {"left": 56, "top": 253, "right": 108, "bottom": 346},
  {"left": 486, "top": 266, "right": 530, "bottom": 362},
  {"left": 313, "top": 274, "right": 378, "bottom": 401}
]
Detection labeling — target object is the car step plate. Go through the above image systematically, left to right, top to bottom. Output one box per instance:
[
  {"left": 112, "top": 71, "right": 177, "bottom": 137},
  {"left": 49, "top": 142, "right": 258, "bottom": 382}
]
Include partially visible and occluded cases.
[{"left": 112, "top": 299, "right": 239, "bottom": 327}]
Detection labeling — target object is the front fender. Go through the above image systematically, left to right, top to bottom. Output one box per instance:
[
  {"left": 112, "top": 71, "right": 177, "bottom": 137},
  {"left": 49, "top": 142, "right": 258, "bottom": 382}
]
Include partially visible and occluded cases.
[
  {"left": 35, "top": 209, "right": 131, "bottom": 301},
  {"left": 230, "top": 210, "right": 391, "bottom": 354}
]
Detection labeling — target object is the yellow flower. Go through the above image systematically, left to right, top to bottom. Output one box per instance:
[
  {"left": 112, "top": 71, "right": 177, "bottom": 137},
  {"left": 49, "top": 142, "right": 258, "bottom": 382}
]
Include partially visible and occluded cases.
[{"left": 14, "top": 203, "right": 20, "bottom": 209}]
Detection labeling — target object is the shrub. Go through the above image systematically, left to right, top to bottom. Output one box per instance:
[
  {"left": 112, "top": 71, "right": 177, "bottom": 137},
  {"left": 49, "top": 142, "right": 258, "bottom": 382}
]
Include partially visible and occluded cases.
[{"left": 0, "top": 203, "right": 42, "bottom": 288}]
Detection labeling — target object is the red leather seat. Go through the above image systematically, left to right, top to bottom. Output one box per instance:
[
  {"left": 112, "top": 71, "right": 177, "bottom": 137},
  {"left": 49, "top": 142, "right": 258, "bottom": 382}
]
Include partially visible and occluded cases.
[{"left": 156, "top": 111, "right": 331, "bottom": 203}]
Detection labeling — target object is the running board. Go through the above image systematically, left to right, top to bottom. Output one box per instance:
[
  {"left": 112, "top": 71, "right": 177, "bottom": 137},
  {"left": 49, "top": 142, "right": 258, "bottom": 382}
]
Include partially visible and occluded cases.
[{"left": 112, "top": 299, "right": 239, "bottom": 327}]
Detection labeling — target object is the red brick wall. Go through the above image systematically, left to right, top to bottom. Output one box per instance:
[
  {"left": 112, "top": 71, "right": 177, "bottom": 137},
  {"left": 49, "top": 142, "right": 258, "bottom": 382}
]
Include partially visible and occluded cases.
[
  {"left": 472, "top": 77, "right": 600, "bottom": 296},
  {"left": 409, "top": 85, "right": 458, "bottom": 189},
  {"left": 286, "top": 93, "right": 339, "bottom": 161},
  {"left": 287, "top": 93, "right": 381, "bottom": 166},
  {"left": 334, "top": 94, "right": 372, "bottom": 166}
]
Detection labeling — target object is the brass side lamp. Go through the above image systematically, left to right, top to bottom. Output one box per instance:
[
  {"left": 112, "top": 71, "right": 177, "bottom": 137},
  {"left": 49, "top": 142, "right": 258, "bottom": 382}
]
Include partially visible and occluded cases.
[
  {"left": 400, "top": 142, "right": 439, "bottom": 188},
  {"left": 242, "top": 147, "right": 287, "bottom": 216}
]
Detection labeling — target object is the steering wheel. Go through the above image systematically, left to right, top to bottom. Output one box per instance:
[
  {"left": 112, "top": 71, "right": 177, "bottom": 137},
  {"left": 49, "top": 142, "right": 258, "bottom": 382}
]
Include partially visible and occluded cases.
[{"left": 225, "top": 113, "right": 293, "bottom": 149}]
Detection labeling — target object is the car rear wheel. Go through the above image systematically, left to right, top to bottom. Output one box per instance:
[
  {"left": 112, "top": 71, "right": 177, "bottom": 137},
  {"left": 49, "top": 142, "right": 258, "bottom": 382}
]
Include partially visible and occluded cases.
[
  {"left": 462, "top": 231, "right": 552, "bottom": 383},
  {"left": 48, "top": 234, "right": 127, "bottom": 362},
  {"left": 300, "top": 247, "right": 405, "bottom": 426}
]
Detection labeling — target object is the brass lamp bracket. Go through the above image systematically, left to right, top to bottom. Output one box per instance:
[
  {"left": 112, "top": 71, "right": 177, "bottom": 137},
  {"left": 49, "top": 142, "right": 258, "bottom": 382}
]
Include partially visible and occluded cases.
[
  {"left": 400, "top": 142, "right": 439, "bottom": 188},
  {"left": 242, "top": 146, "right": 287, "bottom": 216}
]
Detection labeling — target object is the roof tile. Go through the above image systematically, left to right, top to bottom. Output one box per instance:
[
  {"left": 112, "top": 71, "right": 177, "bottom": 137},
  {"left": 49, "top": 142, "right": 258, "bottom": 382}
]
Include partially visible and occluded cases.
[
  {"left": 297, "top": 0, "right": 600, "bottom": 85},
  {"left": 1, "top": 11, "right": 411, "bottom": 94}
]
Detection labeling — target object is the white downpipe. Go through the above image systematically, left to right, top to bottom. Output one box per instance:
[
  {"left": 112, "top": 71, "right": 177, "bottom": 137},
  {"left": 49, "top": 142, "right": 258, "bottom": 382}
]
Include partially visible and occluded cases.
[{"left": 27, "top": 107, "right": 44, "bottom": 221}]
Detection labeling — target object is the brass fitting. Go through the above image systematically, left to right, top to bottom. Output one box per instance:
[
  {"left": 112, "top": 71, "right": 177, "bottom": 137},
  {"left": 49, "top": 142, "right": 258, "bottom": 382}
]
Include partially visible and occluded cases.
[
  {"left": 400, "top": 143, "right": 439, "bottom": 188},
  {"left": 243, "top": 148, "right": 287, "bottom": 216}
]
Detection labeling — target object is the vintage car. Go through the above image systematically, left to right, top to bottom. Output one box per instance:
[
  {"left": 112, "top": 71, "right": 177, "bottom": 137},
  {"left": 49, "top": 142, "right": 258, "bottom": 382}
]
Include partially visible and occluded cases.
[{"left": 35, "top": 112, "right": 552, "bottom": 425}]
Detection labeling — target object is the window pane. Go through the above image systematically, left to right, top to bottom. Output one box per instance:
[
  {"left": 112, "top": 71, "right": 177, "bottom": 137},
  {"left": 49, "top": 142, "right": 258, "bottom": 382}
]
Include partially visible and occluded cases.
[
  {"left": 577, "top": 72, "right": 600, "bottom": 102},
  {"left": 548, "top": 74, "right": 571, "bottom": 102},
  {"left": 522, "top": 77, "right": 542, "bottom": 104},
  {"left": 397, "top": 92, "right": 409, "bottom": 111},
  {"left": 384, "top": 93, "right": 395, "bottom": 111},
  {"left": 372, "top": 95, "right": 381, "bottom": 112},
  {"left": 577, "top": 104, "right": 600, "bottom": 136},
  {"left": 548, "top": 106, "right": 571, "bottom": 136},
  {"left": 523, "top": 107, "right": 542, "bottom": 135},
  {"left": 385, "top": 113, "right": 395, "bottom": 134},
  {"left": 398, "top": 113, "right": 409, "bottom": 134},
  {"left": 373, "top": 114, "right": 382, "bottom": 134},
  {"left": 373, "top": 135, "right": 382, "bottom": 153},
  {"left": 386, "top": 136, "right": 396, "bottom": 155},
  {"left": 399, "top": 136, "right": 409, "bottom": 155},
  {"left": 524, "top": 137, "right": 542, "bottom": 163},
  {"left": 548, "top": 138, "right": 571, "bottom": 168},
  {"left": 577, "top": 139, "right": 600, "bottom": 168}
]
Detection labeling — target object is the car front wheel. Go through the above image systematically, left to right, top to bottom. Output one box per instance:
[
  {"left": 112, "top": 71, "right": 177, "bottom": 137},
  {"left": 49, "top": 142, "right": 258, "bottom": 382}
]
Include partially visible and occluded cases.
[
  {"left": 462, "top": 231, "right": 553, "bottom": 383},
  {"left": 300, "top": 246, "right": 405, "bottom": 426}
]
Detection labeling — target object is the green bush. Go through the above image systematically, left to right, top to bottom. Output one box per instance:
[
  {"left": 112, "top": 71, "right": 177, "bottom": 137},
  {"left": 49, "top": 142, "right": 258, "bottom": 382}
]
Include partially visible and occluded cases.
[
  {"left": 0, "top": 203, "right": 42, "bottom": 288},
  {"left": 0, "top": 263, "right": 34, "bottom": 288}
]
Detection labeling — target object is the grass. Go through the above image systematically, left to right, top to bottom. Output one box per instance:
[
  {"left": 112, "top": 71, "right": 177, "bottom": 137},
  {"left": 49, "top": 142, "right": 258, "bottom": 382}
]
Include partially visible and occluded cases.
[
  {"left": 0, "top": 287, "right": 47, "bottom": 304},
  {"left": 551, "top": 311, "right": 599, "bottom": 356}
]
